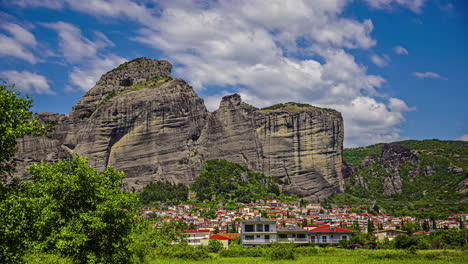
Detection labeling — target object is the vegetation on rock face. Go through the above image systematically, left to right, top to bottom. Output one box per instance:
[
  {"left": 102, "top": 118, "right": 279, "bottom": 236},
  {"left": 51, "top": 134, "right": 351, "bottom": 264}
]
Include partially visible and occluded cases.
[
  {"left": 109, "top": 57, "right": 146, "bottom": 72},
  {"left": 0, "top": 81, "right": 43, "bottom": 178},
  {"left": 260, "top": 102, "right": 337, "bottom": 113},
  {"left": 328, "top": 139, "right": 468, "bottom": 218},
  {"left": 0, "top": 156, "right": 139, "bottom": 263},
  {"left": 190, "top": 159, "right": 282, "bottom": 202},
  {"left": 141, "top": 180, "right": 188, "bottom": 204}
]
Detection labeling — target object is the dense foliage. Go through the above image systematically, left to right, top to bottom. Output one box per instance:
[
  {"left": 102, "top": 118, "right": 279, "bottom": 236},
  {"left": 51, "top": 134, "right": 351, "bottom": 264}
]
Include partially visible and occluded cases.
[
  {"left": 0, "top": 82, "right": 42, "bottom": 178},
  {"left": 329, "top": 140, "right": 468, "bottom": 218},
  {"left": 0, "top": 156, "right": 139, "bottom": 263},
  {"left": 190, "top": 159, "right": 282, "bottom": 202},
  {"left": 141, "top": 180, "right": 188, "bottom": 204}
]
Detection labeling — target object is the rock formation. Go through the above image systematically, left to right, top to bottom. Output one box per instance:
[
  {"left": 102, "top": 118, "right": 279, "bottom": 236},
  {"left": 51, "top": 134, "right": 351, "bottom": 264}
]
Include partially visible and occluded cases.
[{"left": 14, "top": 58, "right": 344, "bottom": 200}]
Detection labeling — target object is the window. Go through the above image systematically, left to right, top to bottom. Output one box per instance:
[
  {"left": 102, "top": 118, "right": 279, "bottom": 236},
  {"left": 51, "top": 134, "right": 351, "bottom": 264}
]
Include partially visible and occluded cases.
[
  {"left": 257, "top": 224, "right": 263, "bottom": 232},
  {"left": 265, "top": 224, "right": 270, "bottom": 232},
  {"left": 245, "top": 225, "right": 254, "bottom": 232},
  {"left": 279, "top": 234, "right": 287, "bottom": 238},
  {"left": 298, "top": 234, "right": 306, "bottom": 238},
  {"left": 245, "top": 235, "right": 254, "bottom": 240},
  {"left": 256, "top": 235, "right": 261, "bottom": 238},
  {"left": 265, "top": 235, "right": 270, "bottom": 240},
  {"left": 311, "top": 236, "right": 316, "bottom": 240},
  {"left": 322, "top": 236, "right": 327, "bottom": 242},
  {"left": 342, "top": 236, "right": 347, "bottom": 240}
]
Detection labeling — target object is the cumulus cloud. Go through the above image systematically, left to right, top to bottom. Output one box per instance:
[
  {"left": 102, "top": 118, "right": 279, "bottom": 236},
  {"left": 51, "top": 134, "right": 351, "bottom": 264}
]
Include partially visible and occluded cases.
[
  {"left": 12, "top": 0, "right": 415, "bottom": 146},
  {"left": 130, "top": 0, "right": 410, "bottom": 147},
  {"left": 364, "top": 0, "right": 426, "bottom": 13},
  {"left": 43, "top": 21, "right": 115, "bottom": 64},
  {"left": 45, "top": 21, "right": 126, "bottom": 91},
  {"left": 0, "top": 23, "right": 38, "bottom": 63},
  {"left": 393, "top": 45, "right": 409, "bottom": 55},
  {"left": 370, "top": 54, "right": 390, "bottom": 67},
  {"left": 0, "top": 71, "right": 54, "bottom": 94},
  {"left": 413, "top": 72, "right": 447, "bottom": 80},
  {"left": 458, "top": 134, "right": 468, "bottom": 141}
]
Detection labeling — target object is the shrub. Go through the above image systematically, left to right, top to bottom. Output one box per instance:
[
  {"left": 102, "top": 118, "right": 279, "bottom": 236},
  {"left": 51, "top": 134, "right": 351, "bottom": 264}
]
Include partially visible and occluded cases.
[
  {"left": 206, "top": 239, "right": 224, "bottom": 253},
  {"left": 268, "top": 242, "right": 296, "bottom": 260},
  {"left": 155, "top": 244, "right": 209, "bottom": 260}
]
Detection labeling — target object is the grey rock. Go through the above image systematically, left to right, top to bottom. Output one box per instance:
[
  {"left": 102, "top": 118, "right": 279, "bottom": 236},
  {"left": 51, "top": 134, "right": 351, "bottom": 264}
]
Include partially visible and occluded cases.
[
  {"left": 14, "top": 58, "right": 344, "bottom": 200},
  {"left": 380, "top": 144, "right": 418, "bottom": 195},
  {"left": 359, "top": 155, "right": 379, "bottom": 169}
]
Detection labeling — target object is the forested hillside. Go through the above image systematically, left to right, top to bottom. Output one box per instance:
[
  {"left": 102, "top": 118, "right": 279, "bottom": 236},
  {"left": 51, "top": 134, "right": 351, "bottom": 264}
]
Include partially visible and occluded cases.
[{"left": 327, "top": 140, "right": 468, "bottom": 218}]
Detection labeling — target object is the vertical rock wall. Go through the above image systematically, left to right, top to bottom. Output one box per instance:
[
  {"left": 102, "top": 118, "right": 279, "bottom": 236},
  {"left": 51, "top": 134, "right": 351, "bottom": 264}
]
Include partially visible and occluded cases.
[{"left": 14, "top": 58, "right": 344, "bottom": 200}]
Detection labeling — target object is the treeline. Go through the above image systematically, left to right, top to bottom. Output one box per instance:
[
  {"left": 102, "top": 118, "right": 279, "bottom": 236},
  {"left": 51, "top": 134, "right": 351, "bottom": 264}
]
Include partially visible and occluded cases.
[{"left": 140, "top": 180, "right": 188, "bottom": 204}]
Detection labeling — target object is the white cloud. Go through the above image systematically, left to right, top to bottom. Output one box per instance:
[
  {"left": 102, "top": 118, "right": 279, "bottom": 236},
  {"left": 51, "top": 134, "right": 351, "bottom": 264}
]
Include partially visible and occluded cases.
[
  {"left": 11, "top": 0, "right": 415, "bottom": 147},
  {"left": 13, "top": 0, "right": 64, "bottom": 9},
  {"left": 129, "top": 0, "right": 413, "bottom": 147},
  {"left": 364, "top": 0, "right": 426, "bottom": 13},
  {"left": 43, "top": 21, "right": 108, "bottom": 63},
  {"left": 44, "top": 21, "right": 126, "bottom": 91},
  {"left": 0, "top": 23, "right": 38, "bottom": 63},
  {"left": 1, "top": 23, "right": 37, "bottom": 47},
  {"left": 393, "top": 45, "right": 409, "bottom": 55},
  {"left": 370, "top": 54, "right": 390, "bottom": 67},
  {"left": 0, "top": 71, "right": 54, "bottom": 94},
  {"left": 413, "top": 72, "right": 447, "bottom": 80},
  {"left": 458, "top": 134, "right": 468, "bottom": 141}
]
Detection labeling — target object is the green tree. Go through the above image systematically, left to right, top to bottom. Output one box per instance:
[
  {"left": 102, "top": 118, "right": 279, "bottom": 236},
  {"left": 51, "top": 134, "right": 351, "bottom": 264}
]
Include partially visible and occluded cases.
[
  {"left": 0, "top": 82, "right": 42, "bottom": 179},
  {"left": 0, "top": 156, "right": 139, "bottom": 263},
  {"left": 190, "top": 159, "right": 281, "bottom": 202},
  {"left": 140, "top": 180, "right": 188, "bottom": 204},
  {"left": 206, "top": 239, "right": 224, "bottom": 253}
]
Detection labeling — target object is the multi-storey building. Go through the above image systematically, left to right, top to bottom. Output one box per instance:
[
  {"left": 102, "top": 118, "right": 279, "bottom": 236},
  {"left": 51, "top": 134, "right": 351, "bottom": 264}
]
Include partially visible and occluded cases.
[{"left": 241, "top": 217, "right": 277, "bottom": 246}]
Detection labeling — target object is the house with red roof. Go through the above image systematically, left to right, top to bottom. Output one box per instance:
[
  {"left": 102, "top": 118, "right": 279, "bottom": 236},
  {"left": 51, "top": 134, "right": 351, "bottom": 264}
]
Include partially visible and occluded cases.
[{"left": 308, "top": 225, "right": 355, "bottom": 245}]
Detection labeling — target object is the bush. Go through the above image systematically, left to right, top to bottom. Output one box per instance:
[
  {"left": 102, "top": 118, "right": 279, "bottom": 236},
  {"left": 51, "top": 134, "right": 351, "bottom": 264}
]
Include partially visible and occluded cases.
[
  {"left": 206, "top": 239, "right": 224, "bottom": 253},
  {"left": 268, "top": 242, "right": 296, "bottom": 260},
  {"left": 155, "top": 244, "right": 209, "bottom": 260},
  {"left": 219, "top": 245, "right": 268, "bottom": 258},
  {"left": 295, "top": 246, "right": 318, "bottom": 256},
  {"left": 23, "top": 253, "right": 72, "bottom": 264}
]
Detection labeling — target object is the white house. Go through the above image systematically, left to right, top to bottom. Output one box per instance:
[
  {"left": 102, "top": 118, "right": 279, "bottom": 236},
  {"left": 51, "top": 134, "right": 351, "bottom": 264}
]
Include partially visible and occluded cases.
[
  {"left": 241, "top": 217, "right": 277, "bottom": 246},
  {"left": 277, "top": 225, "right": 309, "bottom": 244},
  {"left": 308, "top": 225, "right": 355, "bottom": 245}
]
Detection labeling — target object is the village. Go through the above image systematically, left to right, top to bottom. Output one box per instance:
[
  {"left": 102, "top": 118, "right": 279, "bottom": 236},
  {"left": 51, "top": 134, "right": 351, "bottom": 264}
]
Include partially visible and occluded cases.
[{"left": 142, "top": 200, "right": 468, "bottom": 248}]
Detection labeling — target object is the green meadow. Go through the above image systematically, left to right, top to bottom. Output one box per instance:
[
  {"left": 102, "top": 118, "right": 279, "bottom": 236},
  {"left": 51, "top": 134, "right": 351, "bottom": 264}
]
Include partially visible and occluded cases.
[{"left": 147, "top": 249, "right": 467, "bottom": 264}]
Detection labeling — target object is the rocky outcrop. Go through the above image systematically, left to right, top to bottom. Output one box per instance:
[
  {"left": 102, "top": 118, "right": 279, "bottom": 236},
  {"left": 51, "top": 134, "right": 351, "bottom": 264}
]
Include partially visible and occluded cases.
[{"left": 14, "top": 58, "right": 344, "bottom": 200}]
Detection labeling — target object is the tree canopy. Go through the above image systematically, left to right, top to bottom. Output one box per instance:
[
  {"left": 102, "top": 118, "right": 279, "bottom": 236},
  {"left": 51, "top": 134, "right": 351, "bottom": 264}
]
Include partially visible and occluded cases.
[
  {"left": 0, "top": 81, "right": 42, "bottom": 179},
  {"left": 0, "top": 156, "right": 140, "bottom": 263},
  {"left": 190, "top": 159, "right": 282, "bottom": 202}
]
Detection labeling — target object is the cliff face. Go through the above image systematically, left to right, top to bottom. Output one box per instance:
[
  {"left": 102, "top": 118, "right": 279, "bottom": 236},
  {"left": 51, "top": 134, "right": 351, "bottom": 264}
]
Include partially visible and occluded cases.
[{"left": 14, "top": 58, "right": 344, "bottom": 200}]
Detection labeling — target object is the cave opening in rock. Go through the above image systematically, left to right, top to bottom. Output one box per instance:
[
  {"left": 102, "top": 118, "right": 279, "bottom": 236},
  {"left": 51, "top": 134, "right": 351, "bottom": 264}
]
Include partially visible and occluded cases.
[{"left": 120, "top": 78, "right": 133, "bottom": 86}]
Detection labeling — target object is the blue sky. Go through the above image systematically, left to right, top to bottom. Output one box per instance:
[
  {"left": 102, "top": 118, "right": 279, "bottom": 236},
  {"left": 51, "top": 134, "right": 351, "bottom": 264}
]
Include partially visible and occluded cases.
[{"left": 0, "top": 0, "right": 466, "bottom": 147}]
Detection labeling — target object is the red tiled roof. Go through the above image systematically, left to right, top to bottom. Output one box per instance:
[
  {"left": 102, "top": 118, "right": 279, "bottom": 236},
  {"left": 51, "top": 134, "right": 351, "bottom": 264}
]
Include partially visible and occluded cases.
[
  {"left": 308, "top": 225, "right": 355, "bottom": 233},
  {"left": 181, "top": 229, "right": 211, "bottom": 233},
  {"left": 210, "top": 233, "right": 240, "bottom": 240},
  {"left": 210, "top": 234, "right": 231, "bottom": 240}
]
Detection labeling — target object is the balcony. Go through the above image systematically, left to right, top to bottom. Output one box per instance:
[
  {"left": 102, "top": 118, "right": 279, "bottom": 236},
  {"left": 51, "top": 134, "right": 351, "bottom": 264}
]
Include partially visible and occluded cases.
[
  {"left": 277, "top": 238, "right": 309, "bottom": 243},
  {"left": 242, "top": 239, "right": 272, "bottom": 244},
  {"left": 313, "top": 239, "right": 344, "bottom": 244}
]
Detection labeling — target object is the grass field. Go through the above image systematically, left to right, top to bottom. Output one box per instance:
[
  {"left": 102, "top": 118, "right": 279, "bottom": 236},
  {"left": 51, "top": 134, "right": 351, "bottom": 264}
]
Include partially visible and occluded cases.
[{"left": 148, "top": 249, "right": 468, "bottom": 264}]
